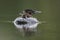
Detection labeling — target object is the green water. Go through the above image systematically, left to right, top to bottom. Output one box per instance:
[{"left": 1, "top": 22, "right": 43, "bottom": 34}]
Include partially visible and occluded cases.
[{"left": 0, "top": 0, "right": 60, "bottom": 40}]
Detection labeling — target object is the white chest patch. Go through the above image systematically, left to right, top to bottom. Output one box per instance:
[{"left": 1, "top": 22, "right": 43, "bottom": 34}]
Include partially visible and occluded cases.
[{"left": 13, "top": 17, "right": 39, "bottom": 29}]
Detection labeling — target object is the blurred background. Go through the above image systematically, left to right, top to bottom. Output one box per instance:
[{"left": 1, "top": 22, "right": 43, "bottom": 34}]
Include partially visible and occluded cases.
[{"left": 0, "top": 0, "right": 60, "bottom": 40}]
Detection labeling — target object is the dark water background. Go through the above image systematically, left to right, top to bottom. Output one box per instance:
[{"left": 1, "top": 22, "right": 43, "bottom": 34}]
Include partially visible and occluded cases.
[{"left": 0, "top": 0, "right": 60, "bottom": 40}]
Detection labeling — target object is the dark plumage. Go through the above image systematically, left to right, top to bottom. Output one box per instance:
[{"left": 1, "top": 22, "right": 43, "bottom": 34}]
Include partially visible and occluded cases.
[
  {"left": 24, "top": 9, "right": 35, "bottom": 14},
  {"left": 16, "top": 21, "right": 27, "bottom": 25}
]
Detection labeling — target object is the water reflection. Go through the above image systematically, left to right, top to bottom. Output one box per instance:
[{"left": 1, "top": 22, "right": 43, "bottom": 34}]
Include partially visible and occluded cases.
[{"left": 13, "top": 17, "right": 39, "bottom": 36}]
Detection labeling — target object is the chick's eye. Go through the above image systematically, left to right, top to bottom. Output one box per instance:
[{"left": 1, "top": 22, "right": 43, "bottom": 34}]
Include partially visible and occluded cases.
[{"left": 29, "top": 12, "right": 32, "bottom": 15}]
